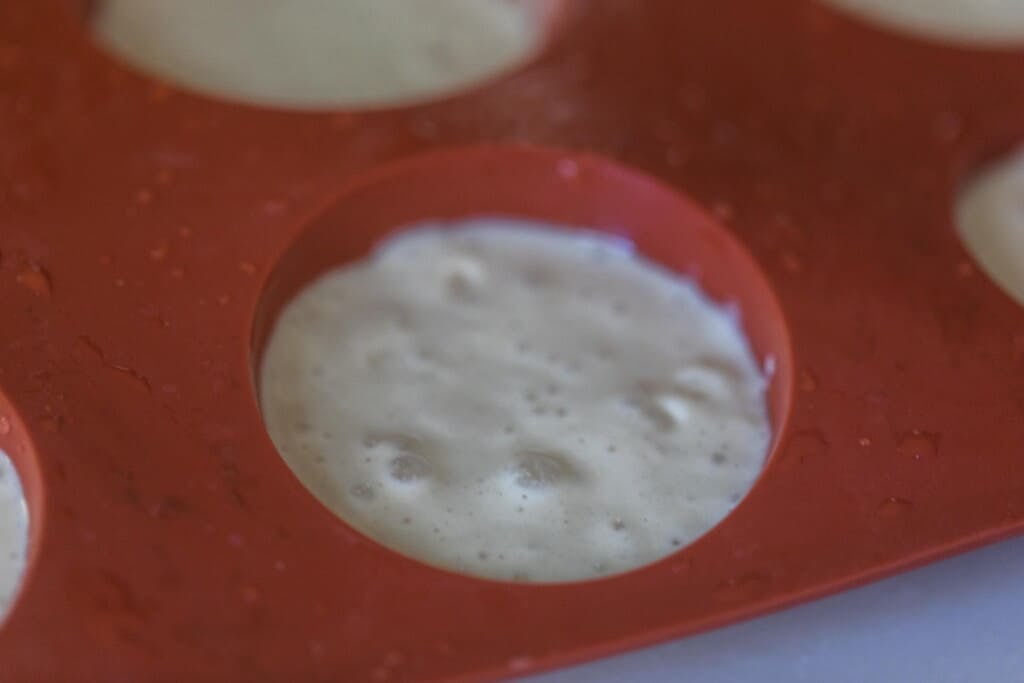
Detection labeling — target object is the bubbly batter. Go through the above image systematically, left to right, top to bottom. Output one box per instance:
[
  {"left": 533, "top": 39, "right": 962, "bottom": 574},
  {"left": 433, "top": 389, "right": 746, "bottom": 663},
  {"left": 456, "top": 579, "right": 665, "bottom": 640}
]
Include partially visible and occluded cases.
[
  {"left": 92, "top": 0, "right": 547, "bottom": 108},
  {"left": 823, "top": 0, "right": 1024, "bottom": 45},
  {"left": 957, "top": 147, "right": 1024, "bottom": 307},
  {"left": 260, "top": 220, "right": 771, "bottom": 582},
  {"left": 0, "top": 449, "right": 28, "bottom": 617}
]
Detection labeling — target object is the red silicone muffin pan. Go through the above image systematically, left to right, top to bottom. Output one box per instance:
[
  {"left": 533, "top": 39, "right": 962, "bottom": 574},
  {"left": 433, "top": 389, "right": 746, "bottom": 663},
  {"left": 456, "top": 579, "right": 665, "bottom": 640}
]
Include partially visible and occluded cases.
[{"left": 2, "top": 1, "right": 1024, "bottom": 681}]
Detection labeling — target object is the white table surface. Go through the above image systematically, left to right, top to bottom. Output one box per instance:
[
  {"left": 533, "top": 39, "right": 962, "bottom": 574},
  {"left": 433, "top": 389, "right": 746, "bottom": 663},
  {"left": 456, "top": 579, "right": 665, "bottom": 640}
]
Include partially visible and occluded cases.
[{"left": 524, "top": 535, "right": 1024, "bottom": 683}]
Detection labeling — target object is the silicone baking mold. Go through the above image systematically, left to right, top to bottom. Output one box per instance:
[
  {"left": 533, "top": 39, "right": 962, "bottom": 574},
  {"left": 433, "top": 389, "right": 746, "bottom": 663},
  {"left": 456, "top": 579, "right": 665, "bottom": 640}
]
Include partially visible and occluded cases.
[{"left": 1, "top": 1, "right": 1023, "bottom": 681}]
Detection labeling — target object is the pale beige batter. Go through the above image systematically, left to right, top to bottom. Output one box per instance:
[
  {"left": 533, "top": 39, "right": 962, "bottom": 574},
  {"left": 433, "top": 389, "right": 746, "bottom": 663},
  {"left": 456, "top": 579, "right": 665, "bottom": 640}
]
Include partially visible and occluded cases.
[
  {"left": 92, "top": 0, "right": 548, "bottom": 108},
  {"left": 823, "top": 0, "right": 1024, "bottom": 45},
  {"left": 957, "top": 147, "right": 1024, "bottom": 307},
  {"left": 260, "top": 219, "right": 771, "bottom": 582},
  {"left": 0, "top": 449, "right": 28, "bottom": 618}
]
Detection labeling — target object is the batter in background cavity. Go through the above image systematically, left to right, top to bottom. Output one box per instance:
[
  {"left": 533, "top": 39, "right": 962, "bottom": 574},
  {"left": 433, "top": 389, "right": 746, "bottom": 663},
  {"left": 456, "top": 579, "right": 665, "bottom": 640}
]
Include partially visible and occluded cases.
[
  {"left": 91, "top": 0, "right": 548, "bottom": 108},
  {"left": 822, "top": 0, "right": 1024, "bottom": 45},
  {"left": 957, "top": 147, "right": 1024, "bottom": 307},
  {"left": 260, "top": 220, "right": 772, "bottom": 583},
  {"left": 0, "top": 450, "right": 28, "bottom": 618}
]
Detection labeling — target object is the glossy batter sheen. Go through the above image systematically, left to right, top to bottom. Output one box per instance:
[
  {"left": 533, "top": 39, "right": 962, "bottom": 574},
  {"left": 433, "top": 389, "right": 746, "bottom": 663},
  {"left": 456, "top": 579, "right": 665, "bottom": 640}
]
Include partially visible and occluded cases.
[
  {"left": 92, "top": 0, "right": 545, "bottom": 108},
  {"left": 823, "top": 0, "right": 1024, "bottom": 45},
  {"left": 956, "top": 146, "right": 1024, "bottom": 307},
  {"left": 260, "top": 220, "right": 771, "bottom": 582},
  {"left": 0, "top": 449, "right": 28, "bottom": 616}
]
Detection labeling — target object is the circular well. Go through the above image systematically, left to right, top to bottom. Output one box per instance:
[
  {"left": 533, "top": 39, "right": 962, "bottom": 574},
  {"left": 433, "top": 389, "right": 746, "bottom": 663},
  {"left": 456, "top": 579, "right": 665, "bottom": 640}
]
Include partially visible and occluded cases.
[
  {"left": 85, "top": 0, "right": 566, "bottom": 110},
  {"left": 818, "top": 0, "right": 1024, "bottom": 47},
  {"left": 956, "top": 144, "right": 1024, "bottom": 308},
  {"left": 251, "top": 145, "right": 793, "bottom": 583},
  {"left": 0, "top": 391, "right": 42, "bottom": 626}
]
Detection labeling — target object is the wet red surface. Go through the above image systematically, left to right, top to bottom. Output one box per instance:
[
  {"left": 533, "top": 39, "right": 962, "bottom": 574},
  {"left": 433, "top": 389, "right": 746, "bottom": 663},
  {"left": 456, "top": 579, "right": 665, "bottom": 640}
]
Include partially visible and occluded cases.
[{"left": 1, "top": 1, "right": 1023, "bottom": 680}]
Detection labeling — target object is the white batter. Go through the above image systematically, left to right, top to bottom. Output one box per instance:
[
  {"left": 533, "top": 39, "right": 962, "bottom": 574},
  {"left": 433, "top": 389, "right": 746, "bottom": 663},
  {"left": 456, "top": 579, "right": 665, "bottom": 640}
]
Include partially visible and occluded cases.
[
  {"left": 91, "top": 0, "right": 546, "bottom": 108},
  {"left": 822, "top": 0, "right": 1024, "bottom": 45},
  {"left": 957, "top": 147, "right": 1024, "bottom": 307},
  {"left": 260, "top": 220, "right": 771, "bottom": 582},
  {"left": 0, "top": 449, "right": 28, "bottom": 617}
]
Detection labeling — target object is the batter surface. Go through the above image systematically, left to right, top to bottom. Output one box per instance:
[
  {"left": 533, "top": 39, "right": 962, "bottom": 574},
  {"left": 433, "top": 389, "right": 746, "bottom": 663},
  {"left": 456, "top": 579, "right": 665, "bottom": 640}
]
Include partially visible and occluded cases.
[
  {"left": 93, "top": 0, "right": 546, "bottom": 108},
  {"left": 823, "top": 0, "right": 1024, "bottom": 45},
  {"left": 957, "top": 146, "right": 1024, "bottom": 307},
  {"left": 260, "top": 220, "right": 771, "bottom": 582},
  {"left": 0, "top": 449, "right": 28, "bottom": 617}
]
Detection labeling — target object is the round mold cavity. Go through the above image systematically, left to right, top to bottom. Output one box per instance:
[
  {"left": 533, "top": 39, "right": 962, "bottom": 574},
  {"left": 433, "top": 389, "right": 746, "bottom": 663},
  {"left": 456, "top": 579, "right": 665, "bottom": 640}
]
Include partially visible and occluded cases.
[
  {"left": 82, "top": 0, "right": 570, "bottom": 111},
  {"left": 817, "top": 0, "right": 1024, "bottom": 48},
  {"left": 955, "top": 144, "right": 1024, "bottom": 308},
  {"left": 249, "top": 145, "right": 794, "bottom": 584},
  {"left": 0, "top": 390, "right": 43, "bottom": 628}
]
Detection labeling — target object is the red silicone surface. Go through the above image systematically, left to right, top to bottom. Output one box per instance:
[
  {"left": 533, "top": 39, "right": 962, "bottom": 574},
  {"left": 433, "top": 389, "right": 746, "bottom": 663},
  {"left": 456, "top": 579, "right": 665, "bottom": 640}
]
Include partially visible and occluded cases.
[{"left": 1, "top": 1, "right": 1023, "bottom": 681}]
